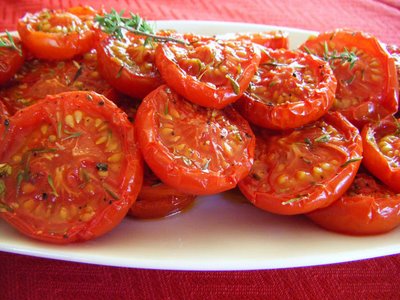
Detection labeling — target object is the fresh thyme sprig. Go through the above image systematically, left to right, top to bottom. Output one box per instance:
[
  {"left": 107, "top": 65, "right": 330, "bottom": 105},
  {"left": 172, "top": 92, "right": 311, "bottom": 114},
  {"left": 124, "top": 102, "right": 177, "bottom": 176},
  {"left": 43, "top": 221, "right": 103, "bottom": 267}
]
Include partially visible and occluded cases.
[
  {"left": 95, "top": 9, "right": 188, "bottom": 45},
  {"left": 0, "top": 31, "right": 22, "bottom": 56},
  {"left": 323, "top": 41, "right": 358, "bottom": 69}
]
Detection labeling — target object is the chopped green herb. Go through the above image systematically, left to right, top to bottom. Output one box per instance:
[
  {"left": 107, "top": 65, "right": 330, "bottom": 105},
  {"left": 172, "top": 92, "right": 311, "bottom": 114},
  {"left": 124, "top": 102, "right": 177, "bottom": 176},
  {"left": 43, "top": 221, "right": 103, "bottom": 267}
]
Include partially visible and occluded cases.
[
  {"left": 0, "top": 31, "right": 22, "bottom": 56},
  {"left": 226, "top": 74, "right": 240, "bottom": 95},
  {"left": 62, "top": 130, "right": 82, "bottom": 140},
  {"left": 314, "top": 134, "right": 330, "bottom": 143},
  {"left": 340, "top": 157, "right": 362, "bottom": 168},
  {"left": 0, "top": 163, "right": 12, "bottom": 177},
  {"left": 96, "top": 163, "right": 108, "bottom": 172},
  {"left": 47, "top": 175, "right": 59, "bottom": 197},
  {"left": 0, "top": 179, "right": 6, "bottom": 198},
  {"left": 103, "top": 184, "right": 119, "bottom": 200},
  {"left": 282, "top": 194, "right": 309, "bottom": 205}
]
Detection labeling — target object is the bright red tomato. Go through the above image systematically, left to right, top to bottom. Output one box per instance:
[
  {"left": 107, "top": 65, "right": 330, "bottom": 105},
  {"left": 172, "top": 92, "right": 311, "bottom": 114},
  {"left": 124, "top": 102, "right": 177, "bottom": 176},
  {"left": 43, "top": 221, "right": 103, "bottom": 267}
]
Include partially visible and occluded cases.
[
  {"left": 17, "top": 6, "right": 96, "bottom": 60},
  {"left": 300, "top": 29, "right": 398, "bottom": 128},
  {"left": 96, "top": 31, "right": 174, "bottom": 99},
  {"left": 219, "top": 31, "right": 289, "bottom": 50},
  {"left": 0, "top": 34, "right": 25, "bottom": 85},
  {"left": 155, "top": 37, "right": 261, "bottom": 109},
  {"left": 234, "top": 48, "right": 336, "bottom": 129},
  {"left": 0, "top": 50, "right": 117, "bottom": 114},
  {"left": 135, "top": 85, "right": 256, "bottom": 195},
  {"left": 0, "top": 91, "right": 143, "bottom": 243},
  {"left": 238, "top": 112, "right": 363, "bottom": 215},
  {"left": 361, "top": 116, "right": 400, "bottom": 193},
  {"left": 129, "top": 164, "right": 196, "bottom": 219},
  {"left": 307, "top": 172, "right": 400, "bottom": 235}
]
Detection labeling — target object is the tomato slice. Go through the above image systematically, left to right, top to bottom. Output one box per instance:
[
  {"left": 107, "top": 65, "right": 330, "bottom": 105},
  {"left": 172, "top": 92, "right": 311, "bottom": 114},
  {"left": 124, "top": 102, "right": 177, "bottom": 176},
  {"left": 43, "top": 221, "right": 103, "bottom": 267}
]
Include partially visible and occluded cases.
[
  {"left": 17, "top": 6, "right": 96, "bottom": 60},
  {"left": 300, "top": 29, "right": 398, "bottom": 127},
  {"left": 96, "top": 31, "right": 170, "bottom": 99},
  {"left": 220, "top": 31, "right": 289, "bottom": 50},
  {"left": 0, "top": 34, "right": 24, "bottom": 85},
  {"left": 155, "top": 37, "right": 261, "bottom": 109},
  {"left": 386, "top": 44, "right": 400, "bottom": 105},
  {"left": 234, "top": 48, "right": 336, "bottom": 129},
  {"left": 0, "top": 51, "right": 117, "bottom": 114},
  {"left": 135, "top": 85, "right": 256, "bottom": 195},
  {"left": 0, "top": 91, "right": 143, "bottom": 243},
  {"left": 238, "top": 112, "right": 363, "bottom": 215},
  {"left": 361, "top": 116, "right": 400, "bottom": 193},
  {"left": 129, "top": 164, "right": 196, "bottom": 219},
  {"left": 307, "top": 171, "right": 400, "bottom": 235}
]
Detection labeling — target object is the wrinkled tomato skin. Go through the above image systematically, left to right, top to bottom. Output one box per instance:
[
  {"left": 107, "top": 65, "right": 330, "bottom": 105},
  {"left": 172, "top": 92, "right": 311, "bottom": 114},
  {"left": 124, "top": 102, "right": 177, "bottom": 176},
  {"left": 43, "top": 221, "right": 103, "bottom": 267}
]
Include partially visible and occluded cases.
[
  {"left": 17, "top": 6, "right": 96, "bottom": 60},
  {"left": 300, "top": 29, "right": 398, "bottom": 128},
  {"left": 96, "top": 33, "right": 164, "bottom": 99},
  {"left": 0, "top": 35, "right": 25, "bottom": 85},
  {"left": 155, "top": 39, "right": 261, "bottom": 109},
  {"left": 234, "top": 49, "right": 337, "bottom": 130},
  {"left": 135, "top": 85, "right": 256, "bottom": 195},
  {"left": 0, "top": 91, "right": 143, "bottom": 244},
  {"left": 238, "top": 112, "right": 363, "bottom": 215},
  {"left": 361, "top": 117, "right": 400, "bottom": 193},
  {"left": 307, "top": 172, "right": 400, "bottom": 235}
]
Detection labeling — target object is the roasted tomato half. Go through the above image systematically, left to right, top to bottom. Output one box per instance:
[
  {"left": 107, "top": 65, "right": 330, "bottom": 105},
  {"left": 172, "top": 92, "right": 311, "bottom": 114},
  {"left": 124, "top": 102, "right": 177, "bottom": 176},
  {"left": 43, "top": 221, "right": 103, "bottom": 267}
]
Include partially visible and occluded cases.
[
  {"left": 17, "top": 6, "right": 97, "bottom": 60},
  {"left": 300, "top": 29, "right": 398, "bottom": 127},
  {"left": 96, "top": 31, "right": 171, "bottom": 99},
  {"left": 219, "top": 31, "right": 289, "bottom": 50},
  {"left": 0, "top": 34, "right": 25, "bottom": 85},
  {"left": 155, "top": 37, "right": 261, "bottom": 109},
  {"left": 234, "top": 48, "right": 336, "bottom": 129},
  {"left": 0, "top": 50, "right": 117, "bottom": 114},
  {"left": 135, "top": 85, "right": 256, "bottom": 195},
  {"left": 0, "top": 91, "right": 143, "bottom": 243},
  {"left": 238, "top": 112, "right": 363, "bottom": 215},
  {"left": 361, "top": 116, "right": 400, "bottom": 193},
  {"left": 129, "top": 164, "right": 196, "bottom": 219},
  {"left": 307, "top": 172, "right": 400, "bottom": 235}
]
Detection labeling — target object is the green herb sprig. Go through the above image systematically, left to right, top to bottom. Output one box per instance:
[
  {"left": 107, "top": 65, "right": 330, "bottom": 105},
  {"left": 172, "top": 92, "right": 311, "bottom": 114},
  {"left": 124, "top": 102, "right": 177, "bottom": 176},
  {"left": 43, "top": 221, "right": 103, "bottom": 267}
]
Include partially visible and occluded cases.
[
  {"left": 95, "top": 9, "right": 187, "bottom": 45},
  {"left": 0, "top": 31, "right": 22, "bottom": 56},
  {"left": 323, "top": 42, "right": 358, "bottom": 70}
]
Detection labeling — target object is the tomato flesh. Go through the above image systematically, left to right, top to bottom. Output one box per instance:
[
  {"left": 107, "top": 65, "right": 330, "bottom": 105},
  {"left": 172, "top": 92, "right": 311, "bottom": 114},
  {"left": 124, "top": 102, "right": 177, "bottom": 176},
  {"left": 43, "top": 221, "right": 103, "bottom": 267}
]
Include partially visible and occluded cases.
[
  {"left": 17, "top": 6, "right": 96, "bottom": 60},
  {"left": 300, "top": 29, "right": 398, "bottom": 127},
  {"left": 0, "top": 34, "right": 24, "bottom": 85},
  {"left": 155, "top": 38, "right": 261, "bottom": 109},
  {"left": 235, "top": 48, "right": 336, "bottom": 129},
  {"left": 0, "top": 51, "right": 117, "bottom": 114},
  {"left": 135, "top": 85, "right": 255, "bottom": 195},
  {"left": 0, "top": 91, "right": 143, "bottom": 243},
  {"left": 238, "top": 112, "right": 363, "bottom": 215},
  {"left": 361, "top": 117, "right": 400, "bottom": 193},
  {"left": 307, "top": 172, "right": 400, "bottom": 235}
]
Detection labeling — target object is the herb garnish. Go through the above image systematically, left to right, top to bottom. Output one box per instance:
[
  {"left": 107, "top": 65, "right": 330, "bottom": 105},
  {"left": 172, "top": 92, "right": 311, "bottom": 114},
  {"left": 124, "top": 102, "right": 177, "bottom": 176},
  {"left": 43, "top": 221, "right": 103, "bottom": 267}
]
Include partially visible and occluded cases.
[
  {"left": 95, "top": 9, "right": 187, "bottom": 44},
  {"left": 0, "top": 31, "right": 22, "bottom": 56},
  {"left": 323, "top": 42, "right": 358, "bottom": 70},
  {"left": 340, "top": 157, "right": 362, "bottom": 168}
]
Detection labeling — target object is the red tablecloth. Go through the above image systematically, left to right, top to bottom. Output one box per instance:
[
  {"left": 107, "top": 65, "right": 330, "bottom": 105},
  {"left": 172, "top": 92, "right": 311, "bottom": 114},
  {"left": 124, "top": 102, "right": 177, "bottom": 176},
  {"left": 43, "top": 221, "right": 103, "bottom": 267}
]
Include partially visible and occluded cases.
[{"left": 1, "top": 0, "right": 400, "bottom": 299}]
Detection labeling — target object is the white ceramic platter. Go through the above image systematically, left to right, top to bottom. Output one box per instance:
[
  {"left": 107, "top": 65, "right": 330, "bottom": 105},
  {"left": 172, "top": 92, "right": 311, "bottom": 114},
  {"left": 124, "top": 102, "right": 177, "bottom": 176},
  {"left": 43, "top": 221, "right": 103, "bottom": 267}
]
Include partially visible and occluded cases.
[{"left": 1, "top": 21, "right": 399, "bottom": 271}]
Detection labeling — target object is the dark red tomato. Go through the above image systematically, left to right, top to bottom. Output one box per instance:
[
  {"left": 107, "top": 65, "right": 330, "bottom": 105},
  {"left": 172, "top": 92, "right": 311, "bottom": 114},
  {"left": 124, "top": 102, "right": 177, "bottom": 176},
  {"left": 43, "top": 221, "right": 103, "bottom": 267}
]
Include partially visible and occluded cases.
[
  {"left": 17, "top": 6, "right": 96, "bottom": 60},
  {"left": 300, "top": 29, "right": 398, "bottom": 128},
  {"left": 96, "top": 31, "right": 173, "bottom": 99},
  {"left": 220, "top": 31, "right": 289, "bottom": 50},
  {"left": 0, "top": 34, "right": 25, "bottom": 85},
  {"left": 155, "top": 37, "right": 261, "bottom": 109},
  {"left": 234, "top": 48, "right": 336, "bottom": 129},
  {"left": 0, "top": 50, "right": 117, "bottom": 114},
  {"left": 135, "top": 85, "right": 256, "bottom": 195},
  {"left": 0, "top": 91, "right": 143, "bottom": 243},
  {"left": 112, "top": 93, "right": 141, "bottom": 123},
  {"left": 238, "top": 112, "right": 363, "bottom": 215},
  {"left": 361, "top": 117, "right": 400, "bottom": 193},
  {"left": 129, "top": 164, "right": 196, "bottom": 219},
  {"left": 307, "top": 172, "right": 400, "bottom": 235}
]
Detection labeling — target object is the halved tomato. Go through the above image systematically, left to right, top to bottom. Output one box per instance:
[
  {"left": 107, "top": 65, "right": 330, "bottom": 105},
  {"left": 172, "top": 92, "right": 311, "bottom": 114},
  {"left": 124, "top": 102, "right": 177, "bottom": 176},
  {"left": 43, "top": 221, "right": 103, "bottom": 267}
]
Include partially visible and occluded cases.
[
  {"left": 17, "top": 6, "right": 96, "bottom": 60},
  {"left": 300, "top": 29, "right": 398, "bottom": 127},
  {"left": 96, "top": 31, "right": 171, "bottom": 99},
  {"left": 219, "top": 31, "right": 289, "bottom": 50},
  {"left": 0, "top": 34, "right": 24, "bottom": 85},
  {"left": 155, "top": 37, "right": 261, "bottom": 109},
  {"left": 234, "top": 48, "right": 336, "bottom": 129},
  {"left": 0, "top": 50, "right": 117, "bottom": 114},
  {"left": 135, "top": 85, "right": 255, "bottom": 195},
  {"left": 0, "top": 91, "right": 143, "bottom": 243},
  {"left": 238, "top": 112, "right": 363, "bottom": 215},
  {"left": 361, "top": 116, "right": 400, "bottom": 193},
  {"left": 129, "top": 164, "right": 196, "bottom": 219},
  {"left": 307, "top": 171, "right": 400, "bottom": 235}
]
